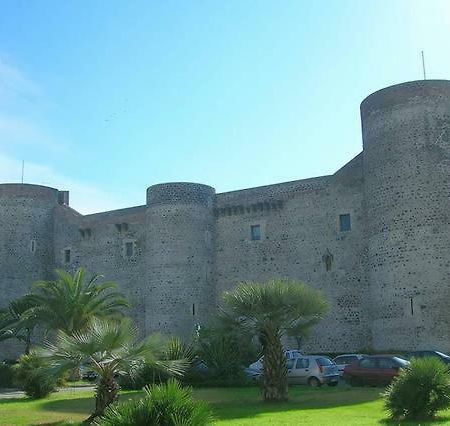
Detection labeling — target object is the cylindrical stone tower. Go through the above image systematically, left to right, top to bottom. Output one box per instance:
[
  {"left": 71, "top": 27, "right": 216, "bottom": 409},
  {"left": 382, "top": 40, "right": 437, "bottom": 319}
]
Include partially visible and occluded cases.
[
  {"left": 361, "top": 80, "right": 450, "bottom": 351},
  {"left": 145, "top": 182, "right": 216, "bottom": 340},
  {"left": 0, "top": 184, "right": 58, "bottom": 356}
]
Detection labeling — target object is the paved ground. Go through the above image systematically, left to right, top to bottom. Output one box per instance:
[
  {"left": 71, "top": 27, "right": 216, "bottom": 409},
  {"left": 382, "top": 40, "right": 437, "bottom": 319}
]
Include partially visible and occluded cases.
[{"left": 0, "top": 385, "right": 95, "bottom": 400}]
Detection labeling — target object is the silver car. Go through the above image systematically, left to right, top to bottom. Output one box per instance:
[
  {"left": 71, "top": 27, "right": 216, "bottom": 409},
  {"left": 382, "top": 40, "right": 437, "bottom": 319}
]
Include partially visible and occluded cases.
[{"left": 287, "top": 355, "right": 339, "bottom": 387}]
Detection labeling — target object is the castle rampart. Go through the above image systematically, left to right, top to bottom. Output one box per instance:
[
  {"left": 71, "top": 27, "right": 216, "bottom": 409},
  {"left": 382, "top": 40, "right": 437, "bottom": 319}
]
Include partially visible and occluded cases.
[{"left": 1, "top": 80, "right": 450, "bottom": 357}]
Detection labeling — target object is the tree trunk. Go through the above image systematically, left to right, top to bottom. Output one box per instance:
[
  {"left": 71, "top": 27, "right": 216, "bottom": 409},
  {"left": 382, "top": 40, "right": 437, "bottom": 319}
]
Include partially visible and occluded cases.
[
  {"left": 261, "top": 328, "right": 288, "bottom": 402},
  {"left": 85, "top": 374, "right": 119, "bottom": 423}
]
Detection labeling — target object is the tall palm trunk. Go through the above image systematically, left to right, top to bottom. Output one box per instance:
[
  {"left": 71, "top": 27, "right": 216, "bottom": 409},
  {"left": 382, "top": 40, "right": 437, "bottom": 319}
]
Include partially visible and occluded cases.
[
  {"left": 261, "top": 327, "right": 288, "bottom": 401},
  {"left": 85, "top": 373, "right": 119, "bottom": 423}
]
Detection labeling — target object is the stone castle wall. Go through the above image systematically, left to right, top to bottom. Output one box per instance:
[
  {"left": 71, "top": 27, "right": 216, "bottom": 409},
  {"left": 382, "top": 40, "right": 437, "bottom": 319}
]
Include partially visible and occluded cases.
[{"left": 1, "top": 79, "right": 450, "bottom": 358}]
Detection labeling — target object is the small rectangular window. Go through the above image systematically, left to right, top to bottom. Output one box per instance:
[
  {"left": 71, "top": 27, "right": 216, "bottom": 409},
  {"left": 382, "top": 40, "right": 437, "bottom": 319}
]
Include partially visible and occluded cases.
[
  {"left": 339, "top": 214, "right": 351, "bottom": 232},
  {"left": 251, "top": 224, "right": 261, "bottom": 241},
  {"left": 125, "top": 242, "right": 134, "bottom": 257},
  {"left": 64, "top": 249, "right": 71, "bottom": 263}
]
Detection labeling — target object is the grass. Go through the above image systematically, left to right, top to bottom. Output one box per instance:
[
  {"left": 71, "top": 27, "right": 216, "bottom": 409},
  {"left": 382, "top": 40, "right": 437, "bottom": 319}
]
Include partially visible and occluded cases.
[{"left": 1, "top": 385, "right": 450, "bottom": 425}]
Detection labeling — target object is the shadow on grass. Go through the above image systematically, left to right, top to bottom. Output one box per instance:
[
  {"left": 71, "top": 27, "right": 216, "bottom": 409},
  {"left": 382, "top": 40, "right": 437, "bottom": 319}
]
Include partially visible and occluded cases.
[
  {"left": 192, "top": 384, "right": 383, "bottom": 421},
  {"left": 39, "top": 391, "right": 142, "bottom": 415},
  {"left": 379, "top": 416, "right": 450, "bottom": 425}
]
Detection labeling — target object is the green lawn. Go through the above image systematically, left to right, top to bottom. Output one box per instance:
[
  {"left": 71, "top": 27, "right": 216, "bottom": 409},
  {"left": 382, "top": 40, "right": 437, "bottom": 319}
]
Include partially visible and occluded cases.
[{"left": 1, "top": 385, "right": 450, "bottom": 426}]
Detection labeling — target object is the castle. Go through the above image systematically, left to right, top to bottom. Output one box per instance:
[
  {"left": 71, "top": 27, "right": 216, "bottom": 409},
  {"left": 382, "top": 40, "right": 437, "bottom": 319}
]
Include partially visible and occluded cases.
[{"left": 1, "top": 79, "right": 450, "bottom": 358}]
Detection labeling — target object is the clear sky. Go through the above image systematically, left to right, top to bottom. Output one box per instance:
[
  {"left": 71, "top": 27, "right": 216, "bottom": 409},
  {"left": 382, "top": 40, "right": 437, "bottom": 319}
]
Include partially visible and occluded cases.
[{"left": 0, "top": 0, "right": 449, "bottom": 213}]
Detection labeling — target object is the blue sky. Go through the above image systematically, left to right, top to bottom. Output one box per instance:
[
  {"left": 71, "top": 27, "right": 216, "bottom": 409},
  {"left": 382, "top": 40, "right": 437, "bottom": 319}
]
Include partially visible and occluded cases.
[{"left": 0, "top": 0, "right": 449, "bottom": 213}]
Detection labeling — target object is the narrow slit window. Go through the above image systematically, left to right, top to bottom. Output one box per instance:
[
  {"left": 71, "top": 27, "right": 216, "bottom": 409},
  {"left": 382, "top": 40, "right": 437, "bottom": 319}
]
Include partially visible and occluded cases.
[
  {"left": 339, "top": 214, "right": 351, "bottom": 232},
  {"left": 251, "top": 224, "right": 261, "bottom": 241},
  {"left": 30, "top": 240, "right": 36, "bottom": 253},
  {"left": 125, "top": 242, "right": 134, "bottom": 257},
  {"left": 64, "top": 249, "right": 71, "bottom": 264},
  {"left": 410, "top": 298, "right": 414, "bottom": 316},
  {"left": 192, "top": 303, "right": 196, "bottom": 316}
]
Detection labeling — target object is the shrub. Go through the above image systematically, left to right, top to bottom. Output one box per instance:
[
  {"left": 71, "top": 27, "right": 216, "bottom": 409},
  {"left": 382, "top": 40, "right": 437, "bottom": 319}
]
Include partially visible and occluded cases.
[
  {"left": 194, "top": 320, "right": 259, "bottom": 382},
  {"left": 13, "top": 353, "right": 57, "bottom": 399},
  {"left": 384, "top": 357, "right": 450, "bottom": 420},
  {"left": 0, "top": 362, "right": 15, "bottom": 388},
  {"left": 96, "top": 379, "right": 213, "bottom": 426}
]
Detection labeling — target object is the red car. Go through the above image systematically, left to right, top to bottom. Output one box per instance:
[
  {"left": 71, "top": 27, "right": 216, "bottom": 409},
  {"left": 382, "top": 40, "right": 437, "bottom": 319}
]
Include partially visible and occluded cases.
[{"left": 343, "top": 355, "right": 409, "bottom": 386}]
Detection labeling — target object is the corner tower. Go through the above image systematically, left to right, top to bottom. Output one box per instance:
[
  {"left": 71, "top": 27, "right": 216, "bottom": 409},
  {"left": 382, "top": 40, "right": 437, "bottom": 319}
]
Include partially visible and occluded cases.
[
  {"left": 361, "top": 80, "right": 450, "bottom": 351},
  {"left": 145, "top": 182, "right": 216, "bottom": 340},
  {"left": 0, "top": 184, "right": 59, "bottom": 355}
]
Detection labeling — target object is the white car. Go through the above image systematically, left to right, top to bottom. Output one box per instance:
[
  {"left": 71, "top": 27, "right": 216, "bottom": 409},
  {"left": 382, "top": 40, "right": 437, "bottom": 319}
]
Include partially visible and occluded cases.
[{"left": 248, "top": 349, "right": 303, "bottom": 372}]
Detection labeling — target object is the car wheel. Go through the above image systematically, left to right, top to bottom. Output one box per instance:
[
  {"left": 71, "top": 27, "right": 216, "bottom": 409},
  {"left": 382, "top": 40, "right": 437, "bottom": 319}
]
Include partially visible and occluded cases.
[{"left": 308, "top": 377, "right": 321, "bottom": 387}]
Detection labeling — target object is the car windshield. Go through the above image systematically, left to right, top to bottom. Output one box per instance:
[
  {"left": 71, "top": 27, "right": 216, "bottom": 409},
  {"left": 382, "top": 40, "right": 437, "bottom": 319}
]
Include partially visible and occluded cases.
[{"left": 316, "top": 357, "right": 333, "bottom": 366}]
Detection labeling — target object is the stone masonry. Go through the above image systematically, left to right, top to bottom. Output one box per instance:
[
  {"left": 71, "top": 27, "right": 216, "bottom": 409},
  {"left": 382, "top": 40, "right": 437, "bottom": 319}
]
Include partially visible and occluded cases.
[{"left": 1, "top": 80, "right": 450, "bottom": 358}]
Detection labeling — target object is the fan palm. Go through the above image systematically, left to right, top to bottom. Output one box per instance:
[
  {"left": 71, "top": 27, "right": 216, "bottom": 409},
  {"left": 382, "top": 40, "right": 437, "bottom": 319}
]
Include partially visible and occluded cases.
[
  {"left": 24, "top": 268, "right": 129, "bottom": 335},
  {"left": 222, "top": 279, "right": 328, "bottom": 401},
  {"left": 0, "top": 296, "right": 37, "bottom": 354},
  {"left": 39, "top": 317, "right": 189, "bottom": 423}
]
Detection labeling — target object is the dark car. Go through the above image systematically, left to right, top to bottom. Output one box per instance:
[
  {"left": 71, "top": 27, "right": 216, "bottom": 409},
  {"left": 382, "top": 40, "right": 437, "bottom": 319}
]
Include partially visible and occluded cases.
[
  {"left": 404, "top": 351, "right": 450, "bottom": 364},
  {"left": 333, "top": 354, "right": 366, "bottom": 376},
  {"left": 343, "top": 355, "right": 409, "bottom": 386}
]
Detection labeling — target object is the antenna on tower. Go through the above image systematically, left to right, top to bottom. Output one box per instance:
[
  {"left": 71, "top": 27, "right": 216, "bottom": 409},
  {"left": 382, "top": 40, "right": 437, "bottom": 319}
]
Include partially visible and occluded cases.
[
  {"left": 421, "top": 50, "right": 427, "bottom": 80},
  {"left": 21, "top": 160, "right": 24, "bottom": 184}
]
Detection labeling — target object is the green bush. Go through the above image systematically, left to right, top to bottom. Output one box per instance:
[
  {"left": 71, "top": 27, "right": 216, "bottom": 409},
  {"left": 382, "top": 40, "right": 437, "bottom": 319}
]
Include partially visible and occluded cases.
[
  {"left": 194, "top": 320, "right": 259, "bottom": 382},
  {"left": 13, "top": 353, "right": 57, "bottom": 399},
  {"left": 384, "top": 357, "right": 450, "bottom": 420},
  {"left": 0, "top": 362, "right": 15, "bottom": 388},
  {"left": 119, "top": 363, "right": 170, "bottom": 390},
  {"left": 96, "top": 379, "right": 213, "bottom": 426}
]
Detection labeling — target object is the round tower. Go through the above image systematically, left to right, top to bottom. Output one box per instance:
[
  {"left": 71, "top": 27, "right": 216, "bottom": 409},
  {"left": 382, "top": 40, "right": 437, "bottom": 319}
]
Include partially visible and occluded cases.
[
  {"left": 361, "top": 80, "right": 450, "bottom": 351},
  {"left": 145, "top": 182, "right": 216, "bottom": 340},
  {"left": 0, "top": 184, "right": 58, "bottom": 355}
]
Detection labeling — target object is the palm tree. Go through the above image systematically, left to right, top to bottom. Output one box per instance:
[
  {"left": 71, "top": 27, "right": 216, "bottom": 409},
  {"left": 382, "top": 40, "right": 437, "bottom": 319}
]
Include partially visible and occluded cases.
[
  {"left": 24, "top": 268, "right": 129, "bottom": 336},
  {"left": 222, "top": 279, "right": 328, "bottom": 402},
  {"left": 0, "top": 296, "right": 37, "bottom": 354},
  {"left": 39, "top": 318, "right": 189, "bottom": 423}
]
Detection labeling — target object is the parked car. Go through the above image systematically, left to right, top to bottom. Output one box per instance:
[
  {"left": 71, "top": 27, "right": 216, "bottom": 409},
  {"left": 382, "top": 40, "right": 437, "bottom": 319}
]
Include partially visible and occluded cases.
[
  {"left": 248, "top": 349, "right": 303, "bottom": 372},
  {"left": 404, "top": 350, "right": 450, "bottom": 364},
  {"left": 333, "top": 354, "right": 366, "bottom": 376},
  {"left": 286, "top": 355, "right": 339, "bottom": 387},
  {"left": 343, "top": 355, "right": 409, "bottom": 386}
]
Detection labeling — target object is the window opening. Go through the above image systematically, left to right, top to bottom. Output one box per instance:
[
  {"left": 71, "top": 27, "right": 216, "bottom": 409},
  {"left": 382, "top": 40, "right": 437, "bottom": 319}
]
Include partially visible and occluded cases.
[
  {"left": 339, "top": 214, "right": 351, "bottom": 232},
  {"left": 251, "top": 224, "right": 261, "bottom": 241},
  {"left": 125, "top": 242, "right": 134, "bottom": 257},
  {"left": 64, "top": 249, "right": 71, "bottom": 264}
]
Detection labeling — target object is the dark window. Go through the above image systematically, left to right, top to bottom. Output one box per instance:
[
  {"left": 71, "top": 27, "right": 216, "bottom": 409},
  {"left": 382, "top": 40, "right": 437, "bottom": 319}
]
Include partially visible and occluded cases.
[
  {"left": 339, "top": 214, "right": 351, "bottom": 231},
  {"left": 251, "top": 224, "right": 261, "bottom": 241},
  {"left": 30, "top": 240, "right": 36, "bottom": 253},
  {"left": 125, "top": 242, "right": 133, "bottom": 257},
  {"left": 64, "top": 249, "right": 71, "bottom": 263},
  {"left": 192, "top": 303, "right": 195, "bottom": 316},
  {"left": 295, "top": 358, "right": 309, "bottom": 369},
  {"left": 359, "top": 358, "right": 377, "bottom": 369},
  {"left": 378, "top": 358, "right": 397, "bottom": 369},
  {"left": 286, "top": 359, "right": 295, "bottom": 369}
]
